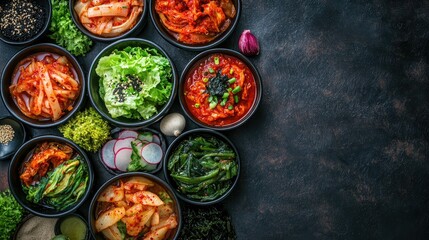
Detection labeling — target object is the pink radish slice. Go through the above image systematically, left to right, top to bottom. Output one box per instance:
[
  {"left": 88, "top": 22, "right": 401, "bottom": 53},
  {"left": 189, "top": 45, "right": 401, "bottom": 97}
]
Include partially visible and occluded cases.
[
  {"left": 118, "top": 130, "right": 138, "bottom": 139},
  {"left": 152, "top": 135, "right": 161, "bottom": 145},
  {"left": 114, "top": 137, "right": 135, "bottom": 153},
  {"left": 101, "top": 139, "right": 117, "bottom": 169},
  {"left": 140, "top": 143, "right": 163, "bottom": 165},
  {"left": 114, "top": 147, "right": 133, "bottom": 172}
]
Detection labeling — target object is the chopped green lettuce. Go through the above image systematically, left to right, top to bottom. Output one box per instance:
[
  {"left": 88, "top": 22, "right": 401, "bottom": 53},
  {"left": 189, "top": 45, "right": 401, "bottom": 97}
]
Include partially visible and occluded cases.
[
  {"left": 95, "top": 47, "right": 173, "bottom": 119},
  {"left": 0, "top": 190, "right": 25, "bottom": 240}
]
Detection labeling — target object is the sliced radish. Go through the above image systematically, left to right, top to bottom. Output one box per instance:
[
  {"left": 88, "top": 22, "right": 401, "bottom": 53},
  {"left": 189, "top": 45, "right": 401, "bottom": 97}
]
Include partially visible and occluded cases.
[
  {"left": 118, "top": 130, "right": 138, "bottom": 139},
  {"left": 138, "top": 132, "right": 153, "bottom": 142},
  {"left": 152, "top": 135, "right": 161, "bottom": 145},
  {"left": 114, "top": 137, "right": 135, "bottom": 153},
  {"left": 101, "top": 139, "right": 117, "bottom": 169},
  {"left": 135, "top": 141, "right": 143, "bottom": 149},
  {"left": 140, "top": 143, "right": 163, "bottom": 165},
  {"left": 114, "top": 147, "right": 133, "bottom": 172}
]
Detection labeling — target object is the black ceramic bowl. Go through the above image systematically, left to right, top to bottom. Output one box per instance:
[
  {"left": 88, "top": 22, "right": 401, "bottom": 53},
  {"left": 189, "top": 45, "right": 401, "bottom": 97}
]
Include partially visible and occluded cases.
[
  {"left": 0, "top": 0, "right": 51, "bottom": 45},
  {"left": 69, "top": 0, "right": 148, "bottom": 42},
  {"left": 149, "top": 0, "right": 241, "bottom": 51},
  {"left": 88, "top": 38, "right": 178, "bottom": 128},
  {"left": 0, "top": 43, "right": 86, "bottom": 128},
  {"left": 179, "top": 48, "right": 262, "bottom": 130},
  {"left": 0, "top": 116, "right": 26, "bottom": 160},
  {"left": 98, "top": 127, "right": 167, "bottom": 175},
  {"left": 163, "top": 128, "right": 240, "bottom": 205},
  {"left": 8, "top": 135, "right": 94, "bottom": 218},
  {"left": 88, "top": 172, "right": 182, "bottom": 240},
  {"left": 55, "top": 213, "right": 90, "bottom": 240},
  {"left": 12, "top": 214, "right": 59, "bottom": 240}
]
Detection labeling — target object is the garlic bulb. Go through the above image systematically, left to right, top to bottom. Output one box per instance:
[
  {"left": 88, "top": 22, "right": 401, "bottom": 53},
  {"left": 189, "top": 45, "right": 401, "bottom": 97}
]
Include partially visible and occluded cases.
[
  {"left": 238, "top": 30, "right": 260, "bottom": 56},
  {"left": 160, "top": 113, "right": 186, "bottom": 137}
]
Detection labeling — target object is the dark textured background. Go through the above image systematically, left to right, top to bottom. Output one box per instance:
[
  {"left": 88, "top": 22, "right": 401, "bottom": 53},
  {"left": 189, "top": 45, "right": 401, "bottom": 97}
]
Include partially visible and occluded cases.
[{"left": 1, "top": 0, "right": 429, "bottom": 239}]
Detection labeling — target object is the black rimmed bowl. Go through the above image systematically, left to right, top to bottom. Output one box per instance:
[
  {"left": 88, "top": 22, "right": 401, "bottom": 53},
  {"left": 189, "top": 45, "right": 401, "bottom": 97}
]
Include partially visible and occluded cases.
[
  {"left": 0, "top": 0, "right": 51, "bottom": 45},
  {"left": 69, "top": 0, "right": 148, "bottom": 42},
  {"left": 149, "top": 0, "right": 241, "bottom": 51},
  {"left": 88, "top": 38, "right": 178, "bottom": 128},
  {"left": 0, "top": 43, "right": 86, "bottom": 128},
  {"left": 179, "top": 48, "right": 262, "bottom": 131},
  {"left": 0, "top": 116, "right": 26, "bottom": 160},
  {"left": 98, "top": 127, "right": 167, "bottom": 175},
  {"left": 163, "top": 128, "right": 240, "bottom": 205},
  {"left": 8, "top": 135, "right": 94, "bottom": 218},
  {"left": 88, "top": 172, "right": 182, "bottom": 240},
  {"left": 55, "top": 213, "right": 90, "bottom": 240}
]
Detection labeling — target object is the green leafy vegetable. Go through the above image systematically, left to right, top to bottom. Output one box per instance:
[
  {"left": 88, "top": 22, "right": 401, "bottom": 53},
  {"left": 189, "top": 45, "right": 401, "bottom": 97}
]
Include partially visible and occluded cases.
[
  {"left": 49, "top": 0, "right": 92, "bottom": 56},
  {"left": 95, "top": 46, "right": 173, "bottom": 120},
  {"left": 59, "top": 107, "right": 111, "bottom": 152},
  {"left": 168, "top": 136, "right": 238, "bottom": 201},
  {"left": 127, "top": 137, "right": 157, "bottom": 172},
  {"left": 24, "top": 157, "right": 89, "bottom": 210},
  {"left": 0, "top": 190, "right": 25, "bottom": 240},
  {"left": 158, "top": 191, "right": 173, "bottom": 204},
  {"left": 179, "top": 205, "right": 236, "bottom": 240},
  {"left": 117, "top": 221, "right": 127, "bottom": 239}
]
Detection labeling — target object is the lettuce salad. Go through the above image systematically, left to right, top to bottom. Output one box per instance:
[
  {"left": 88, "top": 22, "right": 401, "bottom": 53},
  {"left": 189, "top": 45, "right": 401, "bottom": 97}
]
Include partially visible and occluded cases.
[{"left": 96, "top": 46, "right": 173, "bottom": 119}]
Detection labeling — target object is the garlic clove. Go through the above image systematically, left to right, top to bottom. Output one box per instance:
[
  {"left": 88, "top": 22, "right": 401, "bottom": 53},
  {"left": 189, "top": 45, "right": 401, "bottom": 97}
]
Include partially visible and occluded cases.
[
  {"left": 238, "top": 30, "right": 260, "bottom": 56},
  {"left": 160, "top": 113, "right": 186, "bottom": 137}
]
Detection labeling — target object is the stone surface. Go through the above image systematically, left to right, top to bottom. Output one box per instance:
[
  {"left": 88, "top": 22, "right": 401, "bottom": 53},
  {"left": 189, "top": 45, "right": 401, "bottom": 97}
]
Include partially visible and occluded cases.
[{"left": 1, "top": 0, "right": 429, "bottom": 239}]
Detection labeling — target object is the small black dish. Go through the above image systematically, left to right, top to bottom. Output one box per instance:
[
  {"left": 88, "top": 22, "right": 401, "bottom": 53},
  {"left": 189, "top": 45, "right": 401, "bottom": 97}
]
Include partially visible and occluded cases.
[
  {"left": 0, "top": 0, "right": 52, "bottom": 45},
  {"left": 69, "top": 0, "right": 148, "bottom": 42},
  {"left": 149, "top": 0, "right": 241, "bottom": 51},
  {"left": 88, "top": 38, "right": 178, "bottom": 128},
  {"left": 1, "top": 43, "right": 86, "bottom": 128},
  {"left": 179, "top": 48, "right": 262, "bottom": 131},
  {"left": 0, "top": 117, "right": 26, "bottom": 160},
  {"left": 98, "top": 127, "right": 166, "bottom": 175},
  {"left": 163, "top": 128, "right": 240, "bottom": 205},
  {"left": 8, "top": 135, "right": 94, "bottom": 218},
  {"left": 88, "top": 172, "right": 182, "bottom": 240},
  {"left": 55, "top": 213, "right": 90, "bottom": 240}
]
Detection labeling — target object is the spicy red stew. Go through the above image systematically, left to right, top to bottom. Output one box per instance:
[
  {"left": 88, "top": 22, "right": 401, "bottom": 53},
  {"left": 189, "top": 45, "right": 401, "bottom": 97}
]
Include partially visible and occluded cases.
[
  {"left": 154, "top": 0, "right": 236, "bottom": 45},
  {"left": 184, "top": 53, "right": 256, "bottom": 127}
]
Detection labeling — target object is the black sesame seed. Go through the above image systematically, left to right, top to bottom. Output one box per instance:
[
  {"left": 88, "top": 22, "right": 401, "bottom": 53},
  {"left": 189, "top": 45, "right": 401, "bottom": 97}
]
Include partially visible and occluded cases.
[{"left": 0, "top": 0, "right": 45, "bottom": 41}]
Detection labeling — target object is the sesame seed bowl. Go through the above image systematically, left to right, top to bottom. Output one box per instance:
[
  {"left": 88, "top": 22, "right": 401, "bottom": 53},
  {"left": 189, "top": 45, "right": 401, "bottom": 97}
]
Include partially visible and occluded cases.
[
  {"left": 0, "top": 0, "right": 52, "bottom": 45},
  {"left": 0, "top": 116, "right": 26, "bottom": 161}
]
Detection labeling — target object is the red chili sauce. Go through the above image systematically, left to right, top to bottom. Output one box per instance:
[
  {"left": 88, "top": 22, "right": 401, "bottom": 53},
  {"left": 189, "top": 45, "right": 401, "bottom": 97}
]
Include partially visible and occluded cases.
[{"left": 184, "top": 53, "right": 256, "bottom": 127}]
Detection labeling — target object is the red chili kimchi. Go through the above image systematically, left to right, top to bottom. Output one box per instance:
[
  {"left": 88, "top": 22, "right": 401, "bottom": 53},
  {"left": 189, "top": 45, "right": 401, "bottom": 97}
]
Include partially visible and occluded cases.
[
  {"left": 155, "top": 0, "right": 236, "bottom": 45},
  {"left": 9, "top": 53, "right": 80, "bottom": 121},
  {"left": 184, "top": 53, "right": 256, "bottom": 127}
]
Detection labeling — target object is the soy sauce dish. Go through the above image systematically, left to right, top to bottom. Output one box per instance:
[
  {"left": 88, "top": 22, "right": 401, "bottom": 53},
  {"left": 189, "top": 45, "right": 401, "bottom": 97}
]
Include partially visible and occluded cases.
[
  {"left": 179, "top": 48, "right": 262, "bottom": 130},
  {"left": 8, "top": 135, "right": 94, "bottom": 218},
  {"left": 89, "top": 172, "right": 181, "bottom": 240}
]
